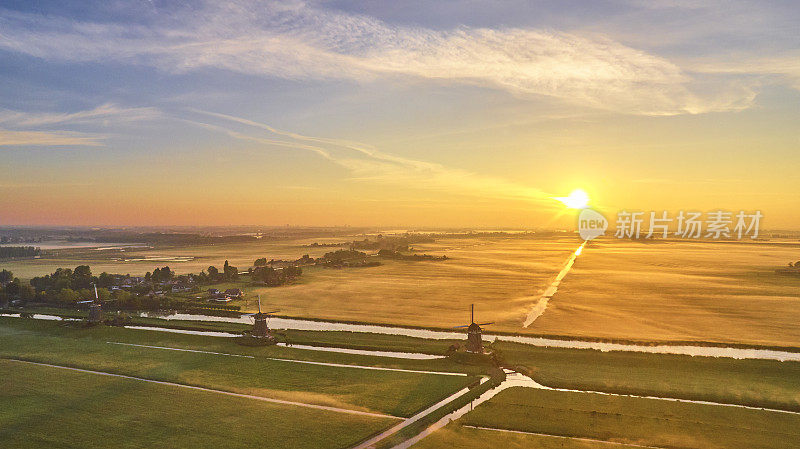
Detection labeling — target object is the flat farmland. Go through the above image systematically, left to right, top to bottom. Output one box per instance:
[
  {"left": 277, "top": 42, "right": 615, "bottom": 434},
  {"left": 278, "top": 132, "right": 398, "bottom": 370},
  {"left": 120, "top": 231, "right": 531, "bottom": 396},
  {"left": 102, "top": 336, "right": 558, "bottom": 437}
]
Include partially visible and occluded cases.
[
  {"left": 4, "top": 234, "right": 800, "bottom": 346},
  {"left": 246, "top": 236, "right": 577, "bottom": 329},
  {"left": 0, "top": 237, "right": 344, "bottom": 279},
  {"left": 530, "top": 238, "right": 800, "bottom": 346},
  {"left": 0, "top": 317, "right": 499, "bottom": 448},
  {"left": 0, "top": 318, "right": 474, "bottom": 418},
  {"left": 0, "top": 359, "right": 393, "bottom": 449},
  {"left": 451, "top": 387, "right": 800, "bottom": 449},
  {"left": 413, "top": 425, "right": 634, "bottom": 449}
]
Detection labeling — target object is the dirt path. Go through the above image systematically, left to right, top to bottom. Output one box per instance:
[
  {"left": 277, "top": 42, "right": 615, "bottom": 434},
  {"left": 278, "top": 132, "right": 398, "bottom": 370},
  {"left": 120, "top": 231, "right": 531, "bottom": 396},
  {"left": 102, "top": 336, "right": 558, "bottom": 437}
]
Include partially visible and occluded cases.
[{"left": 351, "top": 378, "right": 489, "bottom": 449}]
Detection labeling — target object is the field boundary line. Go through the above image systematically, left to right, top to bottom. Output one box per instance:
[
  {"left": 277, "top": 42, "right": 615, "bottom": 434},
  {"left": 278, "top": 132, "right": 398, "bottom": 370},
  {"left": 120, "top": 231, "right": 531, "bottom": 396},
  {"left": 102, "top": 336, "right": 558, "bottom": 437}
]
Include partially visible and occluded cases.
[
  {"left": 106, "top": 341, "right": 468, "bottom": 377},
  {"left": 106, "top": 341, "right": 255, "bottom": 358},
  {"left": 264, "top": 356, "right": 468, "bottom": 376},
  {"left": 2, "top": 358, "right": 403, "bottom": 420},
  {"left": 536, "top": 383, "right": 800, "bottom": 416},
  {"left": 463, "top": 425, "right": 667, "bottom": 448}
]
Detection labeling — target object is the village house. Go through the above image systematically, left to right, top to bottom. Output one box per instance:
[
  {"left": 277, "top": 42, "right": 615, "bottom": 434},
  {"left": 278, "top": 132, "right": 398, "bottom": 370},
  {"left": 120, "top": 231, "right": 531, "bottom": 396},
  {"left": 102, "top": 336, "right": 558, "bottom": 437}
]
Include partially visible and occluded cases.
[{"left": 224, "top": 288, "right": 243, "bottom": 299}]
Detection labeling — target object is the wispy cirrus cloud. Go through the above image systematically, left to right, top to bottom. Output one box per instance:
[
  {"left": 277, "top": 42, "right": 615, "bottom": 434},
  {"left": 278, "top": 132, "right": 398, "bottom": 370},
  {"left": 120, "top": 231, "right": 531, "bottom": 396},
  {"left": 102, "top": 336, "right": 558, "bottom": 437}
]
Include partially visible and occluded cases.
[
  {"left": 0, "top": 1, "right": 757, "bottom": 115},
  {"left": 684, "top": 55, "right": 800, "bottom": 91},
  {"left": 0, "top": 103, "right": 160, "bottom": 127},
  {"left": 0, "top": 103, "right": 160, "bottom": 148},
  {"left": 185, "top": 108, "right": 555, "bottom": 205},
  {"left": 0, "top": 129, "right": 104, "bottom": 147}
]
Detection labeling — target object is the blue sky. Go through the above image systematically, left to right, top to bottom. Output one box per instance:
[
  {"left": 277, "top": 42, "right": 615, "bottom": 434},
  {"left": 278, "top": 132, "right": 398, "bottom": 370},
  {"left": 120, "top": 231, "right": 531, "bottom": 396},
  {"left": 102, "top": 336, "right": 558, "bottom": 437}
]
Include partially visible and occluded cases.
[{"left": 1, "top": 1, "right": 799, "bottom": 227}]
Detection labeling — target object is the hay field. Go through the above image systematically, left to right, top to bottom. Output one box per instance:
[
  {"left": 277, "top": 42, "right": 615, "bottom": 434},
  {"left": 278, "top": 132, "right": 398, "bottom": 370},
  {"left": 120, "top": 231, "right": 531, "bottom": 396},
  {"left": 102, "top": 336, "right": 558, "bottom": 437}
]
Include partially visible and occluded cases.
[
  {"left": 4, "top": 233, "right": 800, "bottom": 346},
  {"left": 246, "top": 236, "right": 578, "bottom": 329},
  {"left": 529, "top": 238, "right": 800, "bottom": 346}
]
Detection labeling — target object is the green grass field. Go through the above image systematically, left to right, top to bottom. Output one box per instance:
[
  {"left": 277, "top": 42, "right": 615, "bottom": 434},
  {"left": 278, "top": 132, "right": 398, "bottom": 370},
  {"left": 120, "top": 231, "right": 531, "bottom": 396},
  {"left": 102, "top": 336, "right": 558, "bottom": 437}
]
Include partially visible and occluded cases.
[
  {"left": 6, "top": 313, "right": 800, "bottom": 412},
  {"left": 3, "top": 316, "right": 800, "bottom": 448},
  {"left": 0, "top": 318, "right": 476, "bottom": 418},
  {"left": 497, "top": 342, "right": 800, "bottom": 411},
  {"left": 0, "top": 359, "right": 393, "bottom": 449},
  {"left": 457, "top": 387, "right": 800, "bottom": 449},
  {"left": 413, "top": 425, "right": 627, "bottom": 449}
]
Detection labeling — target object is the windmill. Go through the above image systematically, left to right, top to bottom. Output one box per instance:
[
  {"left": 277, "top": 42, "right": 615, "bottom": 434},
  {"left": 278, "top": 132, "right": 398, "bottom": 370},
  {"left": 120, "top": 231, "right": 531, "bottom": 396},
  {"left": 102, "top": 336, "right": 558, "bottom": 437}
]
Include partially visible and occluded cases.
[
  {"left": 77, "top": 284, "right": 109, "bottom": 324},
  {"left": 243, "top": 295, "right": 278, "bottom": 339},
  {"left": 453, "top": 304, "right": 494, "bottom": 353}
]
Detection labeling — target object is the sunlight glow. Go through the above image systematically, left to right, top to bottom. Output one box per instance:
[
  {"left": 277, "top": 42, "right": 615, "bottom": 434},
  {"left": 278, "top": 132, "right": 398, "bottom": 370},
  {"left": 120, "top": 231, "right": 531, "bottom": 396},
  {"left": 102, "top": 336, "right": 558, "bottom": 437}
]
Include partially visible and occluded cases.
[{"left": 554, "top": 189, "right": 590, "bottom": 209}]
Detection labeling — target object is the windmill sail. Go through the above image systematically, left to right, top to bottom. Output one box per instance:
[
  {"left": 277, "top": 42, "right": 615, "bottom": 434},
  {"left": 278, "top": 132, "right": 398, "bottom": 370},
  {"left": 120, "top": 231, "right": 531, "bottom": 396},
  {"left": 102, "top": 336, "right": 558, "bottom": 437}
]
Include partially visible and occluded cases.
[{"left": 452, "top": 304, "right": 491, "bottom": 353}]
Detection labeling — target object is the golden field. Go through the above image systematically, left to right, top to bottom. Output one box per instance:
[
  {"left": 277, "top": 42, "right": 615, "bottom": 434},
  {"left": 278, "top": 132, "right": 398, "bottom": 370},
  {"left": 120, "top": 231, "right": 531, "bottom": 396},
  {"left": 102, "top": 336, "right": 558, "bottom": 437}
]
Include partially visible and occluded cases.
[
  {"left": 4, "top": 233, "right": 800, "bottom": 347},
  {"left": 531, "top": 238, "right": 800, "bottom": 346}
]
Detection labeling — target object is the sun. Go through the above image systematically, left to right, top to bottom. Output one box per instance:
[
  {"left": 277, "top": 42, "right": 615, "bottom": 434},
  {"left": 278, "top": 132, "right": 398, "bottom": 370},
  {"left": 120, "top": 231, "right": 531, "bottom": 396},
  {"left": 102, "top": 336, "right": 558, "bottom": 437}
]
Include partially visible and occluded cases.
[{"left": 554, "top": 189, "right": 590, "bottom": 209}]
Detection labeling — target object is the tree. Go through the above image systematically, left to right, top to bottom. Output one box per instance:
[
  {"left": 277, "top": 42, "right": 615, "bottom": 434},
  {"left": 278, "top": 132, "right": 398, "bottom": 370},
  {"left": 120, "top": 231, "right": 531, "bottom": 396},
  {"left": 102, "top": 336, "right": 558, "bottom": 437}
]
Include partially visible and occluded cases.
[
  {"left": 254, "top": 258, "right": 268, "bottom": 267},
  {"left": 223, "top": 260, "right": 238, "bottom": 281},
  {"left": 72, "top": 265, "right": 93, "bottom": 289},
  {"left": 152, "top": 266, "right": 174, "bottom": 283},
  {"left": 162, "top": 266, "right": 174, "bottom": 281},
  {"left": 207, "top": 266, "right": 219, "bottom": 282},
  {"left": 252, "top": 266, "right": 293, "bottom": 286},
  {"left": 252, "top": 266, "right": 277, "bottom": 285},
  {"left": 284, "top": 266, "right": 302, "bottom": 278},
  {"left": 0, "top": 269, "right": 13, "bottom": 285},
  {"left": 97, "top": 272, "right": 115, "bottom": 288},
  {"left": 4, "top": 278, "right": 22, "bottom": 297},
  {"left": 18, "top": 284, "right": 35, "bottom": 301},
  {"left": 57, "top": 288, "right": 81, "bottom": 305},
  {"left": 78, "top": 288, "right": 95, "bottom": 302},
  {"left": 96, "top": 288, "right": 111, "bottom": 302},
  {"left": 113, "top": 290, "right": 140, "bottom": 309}
]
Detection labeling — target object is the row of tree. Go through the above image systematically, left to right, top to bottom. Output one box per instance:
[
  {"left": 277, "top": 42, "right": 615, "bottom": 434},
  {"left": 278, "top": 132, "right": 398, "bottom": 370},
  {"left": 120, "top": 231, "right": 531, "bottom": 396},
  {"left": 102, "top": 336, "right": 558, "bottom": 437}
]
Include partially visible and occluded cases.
[
  {"left": 0, "top": 246, "right": 40, "bottom": 259},
  {"left": 1, "top": 255, "right": 305, "bottom": 308},
  {"left": 199, "top": 260, "right": 239, "bottom": 283},
  {"left": 252, "top": 265, "right": 302, "bottom": 286},
  {"left": 30, "top": 266, "right": 96, "bottom": 292},
  {"left": 148, "top": 266, "right": 174, "bottom": 283},
  {"left": 1, "top": 267, "right": 193, "bottom": 310}
]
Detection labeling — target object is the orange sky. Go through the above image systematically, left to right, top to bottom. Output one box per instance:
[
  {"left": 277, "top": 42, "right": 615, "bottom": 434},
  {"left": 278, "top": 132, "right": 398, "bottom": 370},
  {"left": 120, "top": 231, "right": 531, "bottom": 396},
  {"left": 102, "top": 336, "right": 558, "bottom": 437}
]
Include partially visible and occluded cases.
[{"left": 2, "top": 1, "right": 799, "bottom": 229}]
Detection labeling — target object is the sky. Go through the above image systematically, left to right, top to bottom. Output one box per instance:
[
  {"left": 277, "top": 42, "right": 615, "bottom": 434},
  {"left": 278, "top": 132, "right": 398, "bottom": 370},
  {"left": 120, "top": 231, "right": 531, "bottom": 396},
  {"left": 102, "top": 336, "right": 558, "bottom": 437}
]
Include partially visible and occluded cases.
[{"left": 1, "top": 0, "right": 799, "bottom": 228}]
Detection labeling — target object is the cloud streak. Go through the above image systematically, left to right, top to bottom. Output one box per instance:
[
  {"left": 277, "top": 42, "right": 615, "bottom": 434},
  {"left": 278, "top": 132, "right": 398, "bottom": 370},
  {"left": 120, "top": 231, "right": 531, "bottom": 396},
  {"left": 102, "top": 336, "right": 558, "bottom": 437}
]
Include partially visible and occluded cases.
[
  {"left": 0, "top": 1, "right": 758, "bottom": 115},
  {"left": 684, "top": 54, "right": 800, "bottom": 91},
  {"left": 0, "top": 103, "right": 160, "bottom": 127},
  {"left": 0, "top": 103, "right": 160, "bottom": 148},
  {"left": 185, "top": 109, "right": 555, "bottom": 205},
  {"left": 0, "top": 129, "right": 104, "bottom": 147}
]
